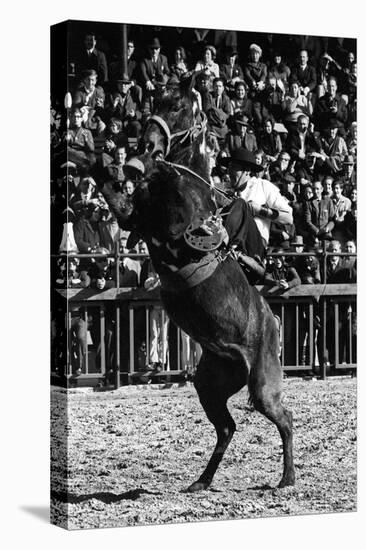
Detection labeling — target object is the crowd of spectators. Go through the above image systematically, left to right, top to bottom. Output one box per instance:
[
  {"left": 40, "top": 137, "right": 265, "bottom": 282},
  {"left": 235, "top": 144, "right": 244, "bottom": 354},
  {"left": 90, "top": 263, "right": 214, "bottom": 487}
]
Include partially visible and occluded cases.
[{"left": 51, "top": 25, "right": 357, "bottom": 375}]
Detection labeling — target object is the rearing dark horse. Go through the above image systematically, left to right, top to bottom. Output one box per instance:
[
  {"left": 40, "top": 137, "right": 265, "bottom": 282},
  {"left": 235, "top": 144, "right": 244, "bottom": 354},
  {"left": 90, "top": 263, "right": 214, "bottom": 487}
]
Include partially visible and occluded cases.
[{"left": 102, "top": 80, "right": 295, "bottom": 492}]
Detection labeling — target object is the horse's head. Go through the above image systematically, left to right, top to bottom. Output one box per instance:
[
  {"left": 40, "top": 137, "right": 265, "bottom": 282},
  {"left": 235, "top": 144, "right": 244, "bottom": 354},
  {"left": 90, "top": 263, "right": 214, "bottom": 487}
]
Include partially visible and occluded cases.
[
  {"left": 139, "top": 76, "right": 209, "bottom": 180},
  {"left": 132, "top": 162, "right": 216, "bottom": 246}
]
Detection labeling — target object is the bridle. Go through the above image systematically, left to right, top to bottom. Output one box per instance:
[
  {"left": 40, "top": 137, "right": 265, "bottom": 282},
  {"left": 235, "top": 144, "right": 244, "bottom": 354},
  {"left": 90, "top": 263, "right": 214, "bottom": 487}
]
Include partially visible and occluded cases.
[{"left": 144, "top": 110, "right": 207, "bottom": 158}]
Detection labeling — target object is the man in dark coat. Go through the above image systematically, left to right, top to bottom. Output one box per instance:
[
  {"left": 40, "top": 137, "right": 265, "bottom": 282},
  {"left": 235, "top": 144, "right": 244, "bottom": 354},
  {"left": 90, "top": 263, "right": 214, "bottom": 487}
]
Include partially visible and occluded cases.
[
  {"left": 75, "top": 32, "right": 108, "bottom": 85},
  {"left": 140, "top": 37, "right": 170, "bottom": 91},
  {"left": 290, "top": 49, "right": 317, "bottom": 97},
  {"left": 314, "top": 76, "right": 348, "bottom": 131},
  {"left": 304, "top": 180, "right": 336, "bottom": 245}
]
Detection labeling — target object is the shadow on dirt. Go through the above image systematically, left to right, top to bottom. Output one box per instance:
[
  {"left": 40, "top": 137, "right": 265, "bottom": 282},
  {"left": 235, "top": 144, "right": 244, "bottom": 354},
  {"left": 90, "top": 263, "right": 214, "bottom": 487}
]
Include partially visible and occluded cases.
[{"left": 51, "top": 488, "right": 161, "bottom": 504}]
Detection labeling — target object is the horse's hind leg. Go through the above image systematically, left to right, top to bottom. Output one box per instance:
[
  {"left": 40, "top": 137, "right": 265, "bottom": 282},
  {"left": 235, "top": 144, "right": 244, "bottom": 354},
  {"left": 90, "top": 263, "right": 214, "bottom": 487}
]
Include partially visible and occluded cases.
[
  {"left": 186, "top": 351, "right": 247, "bottom": 493},
  {"left": 249, "top": 357, "right": 295, "bottom": 488}
]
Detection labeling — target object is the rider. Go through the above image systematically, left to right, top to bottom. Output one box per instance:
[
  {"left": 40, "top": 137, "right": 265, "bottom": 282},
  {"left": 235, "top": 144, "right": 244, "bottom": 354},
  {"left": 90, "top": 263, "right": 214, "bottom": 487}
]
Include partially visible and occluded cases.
[{"left": 219, "top": 148, "right": 293, "bottom": 283}]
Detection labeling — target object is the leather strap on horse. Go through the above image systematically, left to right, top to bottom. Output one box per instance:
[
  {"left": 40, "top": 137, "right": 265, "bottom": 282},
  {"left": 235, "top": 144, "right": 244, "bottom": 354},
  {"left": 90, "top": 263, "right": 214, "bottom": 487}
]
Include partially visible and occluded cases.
[
  {"left": 147, "top": 115, "right": 173, "bottom": 156},
  {"left": 159, "top": 250, "right": 229, "bottom": 294}
]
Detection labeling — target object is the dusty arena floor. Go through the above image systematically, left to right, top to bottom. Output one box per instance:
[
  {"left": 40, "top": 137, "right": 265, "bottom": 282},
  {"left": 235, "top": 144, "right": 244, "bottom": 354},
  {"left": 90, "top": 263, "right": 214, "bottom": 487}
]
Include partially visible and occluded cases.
[{"left": 51, "top": 377, "right": 357, "bottom": 530}]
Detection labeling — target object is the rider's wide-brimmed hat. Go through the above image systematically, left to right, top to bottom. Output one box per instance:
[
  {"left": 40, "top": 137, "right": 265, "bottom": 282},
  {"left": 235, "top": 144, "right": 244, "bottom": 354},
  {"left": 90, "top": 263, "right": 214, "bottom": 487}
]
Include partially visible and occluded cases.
[{"left": 219, "top": 148, "right": 263, "bottom": 172}]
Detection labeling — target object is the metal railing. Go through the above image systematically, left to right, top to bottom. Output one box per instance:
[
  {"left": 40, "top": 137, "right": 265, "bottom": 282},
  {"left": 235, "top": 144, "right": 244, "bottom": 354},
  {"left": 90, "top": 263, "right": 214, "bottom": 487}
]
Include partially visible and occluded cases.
[{"left": 51, "top": 248, "right": 356, "bottom": 387}]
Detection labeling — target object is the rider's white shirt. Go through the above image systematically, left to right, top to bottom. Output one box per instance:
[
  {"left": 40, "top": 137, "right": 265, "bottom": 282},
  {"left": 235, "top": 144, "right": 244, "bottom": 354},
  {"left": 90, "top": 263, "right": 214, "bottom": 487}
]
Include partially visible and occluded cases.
[{"left": 239, "top": 177, "right": 293, "bottom": 245}]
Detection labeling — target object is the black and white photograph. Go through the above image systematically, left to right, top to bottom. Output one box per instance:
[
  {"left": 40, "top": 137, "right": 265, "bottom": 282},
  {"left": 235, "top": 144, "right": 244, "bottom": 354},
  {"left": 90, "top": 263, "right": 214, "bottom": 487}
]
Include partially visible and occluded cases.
[
  {"left": 2, "top": 2, "right": 364, "bottom": 548},
  {"left": 49, "top": 17, "right": 358, "bottom": 530}
]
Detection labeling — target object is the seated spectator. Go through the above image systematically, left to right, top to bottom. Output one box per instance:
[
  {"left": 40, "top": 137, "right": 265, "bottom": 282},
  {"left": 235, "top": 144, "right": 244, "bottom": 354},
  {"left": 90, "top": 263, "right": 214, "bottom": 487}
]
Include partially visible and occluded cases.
[
  {"left": 74, "top": 32, "right": 108, "bottom": 86},
  {"left": 140, "top": 37, "right": 170, "bottom": 91},
  {"left": 109, "top": 39, "right": 139, "bottom": 92},
  {"left": 243, "top": 43, "right": 267, "bottom": 127},
  {"left": 195, "top": 45, "right": 220, "bottom": 79},
  {"left": 170, "top": 46, "right": 190, "bottom": 80},
  {"left": 219, "top": 47, "right": 244, "bottom": 91},
  {"left": 290, "top": 49, "right": 317, "bottom": 98},
  {"left": 268, "top": 52, "right": 291, "bottom": 91},
  {"left": 316, "top": 53, "right": 342, "bottom": 98},
  {"left": 73, "top": 69, "right": 106, "bottom": 133},
  {"left": 193, "top": 69, "right": 213, "bottom": 113},
  {"left": 261, "top": 75, "right": 286, "bottom": 122},
  {"left": 314, "top": 76, "right": 348, "bottom": 131},
  {"left": 106, "top": 77, "right": 142, "bottom": 137},
  {"left": 211, "top": 77, "right": 232, "bottom": 116},
  {"left": 284, "top": 79, "right": 313, "bottom": 128},
  {"left": 230, "top": 80, "right": 253, "bottom": 121},
  {"left": 65, "top": 108, "right": 96, "bottom": 169},
  {"left": 225, "top": 113, "right": 257, "bottom": 154},
  {"left": 286, "top": 114, "right": 319, "bottom": 180},
  {"left": 100, "top": 117, "right": 128, "bottom": 167},
  {"left": 258, "top": 117, "right": 282, "bottom": 164},
  {"left": 314, "top": 119, "right": 348, "bottom": 176},
  {"left": 346, "top": 122, "right": 357, "bottom": 158},
  {"left": 104, "top": 145, "right": 128, "bottom": 185},
  {"left": 269, "top": 150, "right": 294, "bottom": 185},
  {"left": 338, "top": 154, "right": 356, "bottom": 196},
  {"left": 322, "top": 175, "right": 334, "bottom": 199},
  {"left": 69, "top": 176, "right": 99, "bottom": 219},
  {"left": 304, "top": 180, "right": 336, "bottom": 245},
  {"left": 332, "top": 180, "right": 351, "bottom": 243},
  {"left": 344, "top": 187, "right": 357, "bottom": 241},
  {"left": 73, "top": 202, "right": 120, "bottom": 256},
  {"left": 118, "top": 233, "right": 141, "bottom": 287},
  {"left": 325, "top": 239, "right": 343, "bottom": 282},
  {"left": 342, "top": 240, "right": 356, "bottom": 270},
  {"left": 295, "top": 245, "right": 321, "bottom": 285},
  {"left": 88, "top": 247, "right": 116, "bottom": 290},
  {"left": 264, "top": 247, "right": 301, "bottom": 291},
  {"left": 55, "top": 255, "right": 91, "bottom": 289}
]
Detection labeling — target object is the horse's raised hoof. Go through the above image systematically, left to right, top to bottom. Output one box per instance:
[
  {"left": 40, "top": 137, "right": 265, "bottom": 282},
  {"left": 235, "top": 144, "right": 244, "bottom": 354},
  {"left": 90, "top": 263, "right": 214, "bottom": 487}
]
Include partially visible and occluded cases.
[
  {"left": 278, "top": 473, "right": 295, "bottom": 488},
  {"left": 183, "top": 480, "right": 210, "bottom": 493}
]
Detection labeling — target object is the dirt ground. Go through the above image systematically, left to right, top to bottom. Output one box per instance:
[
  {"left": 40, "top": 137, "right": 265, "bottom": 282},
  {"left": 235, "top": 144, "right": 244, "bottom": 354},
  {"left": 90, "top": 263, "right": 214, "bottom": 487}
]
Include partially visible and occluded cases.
[{"left": 50, "top": 377, "right": 357, "bottom": 530}]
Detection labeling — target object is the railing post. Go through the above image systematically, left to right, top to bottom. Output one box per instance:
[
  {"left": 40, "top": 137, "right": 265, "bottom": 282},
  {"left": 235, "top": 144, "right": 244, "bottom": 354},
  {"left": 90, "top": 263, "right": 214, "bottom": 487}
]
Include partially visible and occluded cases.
[
  {"left": 321, "top": 297, "right": 327, "bottom": 380},
  {"left": 115, "top": 304, "right": 120, "bottom": 388}
]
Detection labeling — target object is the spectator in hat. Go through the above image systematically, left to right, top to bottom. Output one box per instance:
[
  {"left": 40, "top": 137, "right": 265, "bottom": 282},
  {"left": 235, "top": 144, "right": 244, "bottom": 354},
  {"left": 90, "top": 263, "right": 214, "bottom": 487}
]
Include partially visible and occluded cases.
[
  {"left": 75, "top": 32, "right": 108, "bottom": 86},
  {"left": 140, "top": 37, "right": 170, "bottom": 89},
  {"left": 244, "top": 43, "right": 267, "bottom": 127},
  {"left": 244, "top": 43, "right": 267, "bottom": 96},
  {"left": 195, "top": 45, "right": 220, "bottom": 78},
  {"left": 219, "top": 47, "right": 244, "bottom": 90},
  {"left": 290, "top": 50, "right": 317, "bottom": 98},
  {"left": 73, "top": 69, "right": 106, "bottom": 133},
  {"left": 106, "top": 76, "right": 142, "bottom": 137},
  {"left": 314, "top": 76, "right": 348, "bottom": 131},
  {"left": 230, "top": 80, "right": 254, "bottom": 121},
  {"left": 65, "top": 107, "right": 96, "bottom": 169},
  {"left": 225, "top": 113, "right": 257, "bottom": 154},
  {"left": 258, "top": 117, "right": 283, "bottom": 164},
  {"left": 312, "top": 119, "right": 348, "bottom": 176},
  {"left": 339, "top": 154, "right": 356, "bottom": 196},
  {"left": 124, "top": 157, "right": 145, "bottom": 185},
  {"left": 69, "top": 176, "right": 99, "bottom": 220},
  {"left": 304, "top": 180, "right": 336, "bottom": 245},
  {"left": 296, "top": 245, "right": 321, "bottom": 285},
  {"left": 88, "top": 247, "right": 116, "bottom": 290}
]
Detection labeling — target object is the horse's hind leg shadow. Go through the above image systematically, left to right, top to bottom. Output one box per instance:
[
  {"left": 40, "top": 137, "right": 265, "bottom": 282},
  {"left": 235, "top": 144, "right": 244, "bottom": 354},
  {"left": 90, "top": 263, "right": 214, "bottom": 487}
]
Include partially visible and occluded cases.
[
  {"left": 185, "top": 351, "right": 247, "bottom": 493},
  {"left": 249, "top": 356, "right": 295, "bottom": 488}
]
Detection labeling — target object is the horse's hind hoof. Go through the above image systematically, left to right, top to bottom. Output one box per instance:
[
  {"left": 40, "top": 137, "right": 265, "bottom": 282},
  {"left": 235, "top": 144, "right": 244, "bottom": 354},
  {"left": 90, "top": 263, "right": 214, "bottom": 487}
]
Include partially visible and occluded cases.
[
  {"left": 278, "top": 473, "right": 295, "bottom": 488},
  {"left": 183, "top": 480, "right": 210, "bottom": 493}
]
